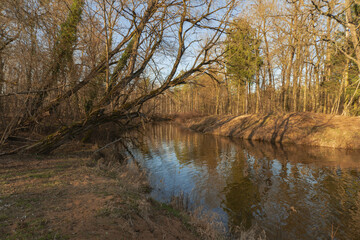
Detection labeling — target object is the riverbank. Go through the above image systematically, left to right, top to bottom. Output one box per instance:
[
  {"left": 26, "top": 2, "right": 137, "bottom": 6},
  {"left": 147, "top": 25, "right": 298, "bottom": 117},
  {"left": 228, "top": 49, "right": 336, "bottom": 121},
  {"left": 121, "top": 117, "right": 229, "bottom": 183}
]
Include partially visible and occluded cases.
[
  {"left": 175, "top": 112, "right": 360, "bottom": 149},
  {"left": 0, "top": 143, "right": 224, "bottom": 239}
]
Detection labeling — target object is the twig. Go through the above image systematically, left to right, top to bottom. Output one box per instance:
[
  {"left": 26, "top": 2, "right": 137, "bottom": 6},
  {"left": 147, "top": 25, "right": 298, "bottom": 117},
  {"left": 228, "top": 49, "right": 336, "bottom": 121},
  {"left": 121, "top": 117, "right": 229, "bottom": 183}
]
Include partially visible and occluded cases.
[
  {"left": 0, "top": 85, "right": 67, "bottom": 98},
  {"left": 93, "top": 137, "right": 125, "bottom": 154},
  {"left": 0, "top": 144, "right": 29, "bottom": 156}
]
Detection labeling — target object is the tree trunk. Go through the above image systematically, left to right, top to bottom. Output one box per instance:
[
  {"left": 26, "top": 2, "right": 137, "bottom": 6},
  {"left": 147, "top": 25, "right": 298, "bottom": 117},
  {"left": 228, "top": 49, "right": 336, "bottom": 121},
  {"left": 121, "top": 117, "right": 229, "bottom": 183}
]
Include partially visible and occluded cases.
[
  {"left": 284, "top": 47, "right": 295, "bottom": 112},
  {"left": 303, "top": 65, "right": 308, "bottom": 112},
  {"left": 256, "top": 71, "right": 260, "bottom": 114}
]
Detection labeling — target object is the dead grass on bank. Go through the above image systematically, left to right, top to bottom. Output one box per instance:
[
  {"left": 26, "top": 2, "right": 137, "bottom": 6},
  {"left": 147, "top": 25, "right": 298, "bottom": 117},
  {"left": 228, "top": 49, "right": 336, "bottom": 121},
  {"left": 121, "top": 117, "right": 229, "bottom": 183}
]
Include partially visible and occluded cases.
[
  {"left": 178, "top": 112, "right": 360, "bottom": 150},
  {"left": 0, "top": 147, "right": 266, "bottom": 240},
  {"left": 0, "top": 151, "right": 198, "bottom": 240}
]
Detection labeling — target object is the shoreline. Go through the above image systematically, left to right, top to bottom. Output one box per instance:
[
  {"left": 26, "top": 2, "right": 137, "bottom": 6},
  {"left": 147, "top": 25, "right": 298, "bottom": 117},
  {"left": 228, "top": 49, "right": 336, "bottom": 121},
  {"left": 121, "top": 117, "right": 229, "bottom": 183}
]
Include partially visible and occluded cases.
[
  {"left": 173, "top": 112, "right": 360, "bottom": 150},
  {"left": 0, "top": 147, "right": 224, "bottom": 239}
]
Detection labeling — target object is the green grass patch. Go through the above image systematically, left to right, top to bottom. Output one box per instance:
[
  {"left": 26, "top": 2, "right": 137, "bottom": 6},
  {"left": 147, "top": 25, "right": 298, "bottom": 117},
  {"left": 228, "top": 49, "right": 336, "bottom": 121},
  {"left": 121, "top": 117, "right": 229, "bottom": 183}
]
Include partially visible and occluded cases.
[
  {"left": 55, "top": 163, "right": 73, "bottom": 170},
  {"left": 2, "top": 168, "right": 60, "bottom": 180},
  {"left": 28, "top": 172, "right": 53, "bottom": 179},
  {"left": 0, "top": 173, "right": 14, "bottom": 180},
  {"left": 14, "top": 197, "right": 39, "bottom": 209},
  {"left": 150, "top": 198, "right": 194, "bottom": 231},
  {"left": 151, "top": 199, "right": 181, "bottom": 218},
  {"left": 160, "top": 203, "right": 182, "bottom": 218},
  {"left": 0, "top": 213, "right": 9, "bottom": 222},
  {"left": 4, "top": 218, "right": 69, "bottom": 240}
]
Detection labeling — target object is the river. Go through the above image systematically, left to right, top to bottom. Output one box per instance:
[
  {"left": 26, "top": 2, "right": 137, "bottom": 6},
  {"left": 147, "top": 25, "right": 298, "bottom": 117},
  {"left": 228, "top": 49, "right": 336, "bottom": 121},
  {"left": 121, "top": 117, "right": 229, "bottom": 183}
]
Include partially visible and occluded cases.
[{"left": 130, "top": 123, "right": 360, "bottom": 239}]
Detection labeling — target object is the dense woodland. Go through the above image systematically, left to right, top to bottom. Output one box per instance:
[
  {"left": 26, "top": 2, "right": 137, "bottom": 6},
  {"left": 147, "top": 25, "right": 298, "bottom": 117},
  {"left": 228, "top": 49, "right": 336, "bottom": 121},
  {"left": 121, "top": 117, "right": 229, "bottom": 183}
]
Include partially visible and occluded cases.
[
  {"left": 1, "top": 0, "right": 360, "bottom": 154},
  {"left": 157, "top": 0, "right": 360, "bottom": 116}
]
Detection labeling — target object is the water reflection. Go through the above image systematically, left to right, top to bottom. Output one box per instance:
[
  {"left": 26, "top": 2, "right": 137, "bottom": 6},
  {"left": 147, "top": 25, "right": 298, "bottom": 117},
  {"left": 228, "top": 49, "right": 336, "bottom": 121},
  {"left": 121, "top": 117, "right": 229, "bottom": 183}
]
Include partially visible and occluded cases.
[{"left": 131, "top": 123, "right": 360, "bottom": 240}]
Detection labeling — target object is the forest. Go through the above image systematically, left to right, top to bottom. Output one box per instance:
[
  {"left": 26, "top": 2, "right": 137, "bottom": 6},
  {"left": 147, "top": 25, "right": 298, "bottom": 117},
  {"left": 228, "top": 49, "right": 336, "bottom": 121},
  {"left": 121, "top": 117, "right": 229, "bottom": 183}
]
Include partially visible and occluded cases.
[
  {"left": 1, "top": 0, "right": 360, "bottom": 154},
  {"left": 160, "top": 0, "right": 360, "bottom": 117},
  {"left": 2, "top": 1, "right": 360, "bottom": 239}
]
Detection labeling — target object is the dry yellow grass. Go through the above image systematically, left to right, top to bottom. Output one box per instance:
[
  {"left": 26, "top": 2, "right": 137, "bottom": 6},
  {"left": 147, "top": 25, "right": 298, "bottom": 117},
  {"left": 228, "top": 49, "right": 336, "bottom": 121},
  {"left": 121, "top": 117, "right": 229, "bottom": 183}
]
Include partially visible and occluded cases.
[{"left": 178, "top": 112, "right": 360, "bottom": 149}]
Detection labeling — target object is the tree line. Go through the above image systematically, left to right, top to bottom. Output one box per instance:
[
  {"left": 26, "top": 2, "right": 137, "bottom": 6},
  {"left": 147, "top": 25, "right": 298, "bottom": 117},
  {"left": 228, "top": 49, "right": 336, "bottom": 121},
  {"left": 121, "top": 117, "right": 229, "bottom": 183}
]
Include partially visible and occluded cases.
[
  {"left": 1, "top": 0, "right": 360, "bottom": 154},
  {"left": 154, "top": 0, "right": 360, "bottom": 117}
]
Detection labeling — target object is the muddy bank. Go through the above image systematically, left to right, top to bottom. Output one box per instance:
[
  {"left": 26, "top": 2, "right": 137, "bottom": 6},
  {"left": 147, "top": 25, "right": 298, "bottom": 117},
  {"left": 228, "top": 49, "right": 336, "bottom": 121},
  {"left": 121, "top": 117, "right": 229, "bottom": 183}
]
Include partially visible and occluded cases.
[
  {"left": 177, "top": 112, "right": 360, "bottom": 149},
  {"left": 0, "top": 145, "right": 223, "bottom": 239}
]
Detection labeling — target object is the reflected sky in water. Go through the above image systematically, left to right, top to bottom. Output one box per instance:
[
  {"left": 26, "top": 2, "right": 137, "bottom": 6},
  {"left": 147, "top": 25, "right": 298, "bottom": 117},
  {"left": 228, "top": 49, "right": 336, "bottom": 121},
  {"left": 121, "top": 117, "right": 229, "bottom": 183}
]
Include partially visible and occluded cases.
[{"left": 131, "top": 123, "right": 360, "bottom": 240}]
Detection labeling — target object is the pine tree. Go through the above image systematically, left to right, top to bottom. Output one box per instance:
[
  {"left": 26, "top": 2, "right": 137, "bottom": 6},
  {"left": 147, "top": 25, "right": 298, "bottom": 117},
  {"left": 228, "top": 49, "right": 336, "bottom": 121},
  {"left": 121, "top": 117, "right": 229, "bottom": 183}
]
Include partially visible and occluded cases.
[{"left": 225, "top": 19, "right": 262, "bottom": 114}]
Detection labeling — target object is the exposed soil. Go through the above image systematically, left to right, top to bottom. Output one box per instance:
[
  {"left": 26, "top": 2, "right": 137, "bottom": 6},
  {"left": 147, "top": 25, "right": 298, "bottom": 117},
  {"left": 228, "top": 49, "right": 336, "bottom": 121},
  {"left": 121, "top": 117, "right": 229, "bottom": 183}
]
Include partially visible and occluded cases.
[
  {"left": 176, "top": 112, "right": 360, "bottom": 149},
  {"left": 0, "top": 146, "right": 210, "bottom": 240}
]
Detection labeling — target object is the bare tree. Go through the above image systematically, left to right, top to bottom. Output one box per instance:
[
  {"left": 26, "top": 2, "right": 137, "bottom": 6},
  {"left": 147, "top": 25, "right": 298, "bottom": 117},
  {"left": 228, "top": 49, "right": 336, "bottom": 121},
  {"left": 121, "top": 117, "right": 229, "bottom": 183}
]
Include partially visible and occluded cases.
[{"left": 0, "top": 0, "right": 236, "bottom": 154}]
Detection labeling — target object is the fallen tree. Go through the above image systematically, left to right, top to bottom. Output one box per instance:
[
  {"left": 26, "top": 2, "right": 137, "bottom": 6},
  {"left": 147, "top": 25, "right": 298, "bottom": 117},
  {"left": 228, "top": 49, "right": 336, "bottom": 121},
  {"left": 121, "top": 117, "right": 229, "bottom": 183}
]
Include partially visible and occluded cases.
[{"left": 0, "top": 0, "right": 236, "bottom": 155}]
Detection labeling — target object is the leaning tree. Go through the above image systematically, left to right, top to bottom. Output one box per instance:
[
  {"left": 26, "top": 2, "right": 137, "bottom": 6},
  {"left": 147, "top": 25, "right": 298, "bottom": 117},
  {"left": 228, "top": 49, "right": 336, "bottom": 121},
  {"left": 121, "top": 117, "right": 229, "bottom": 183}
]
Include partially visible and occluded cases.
[{"left": 0, "top": 0, "right": 236, "bottom": 155}]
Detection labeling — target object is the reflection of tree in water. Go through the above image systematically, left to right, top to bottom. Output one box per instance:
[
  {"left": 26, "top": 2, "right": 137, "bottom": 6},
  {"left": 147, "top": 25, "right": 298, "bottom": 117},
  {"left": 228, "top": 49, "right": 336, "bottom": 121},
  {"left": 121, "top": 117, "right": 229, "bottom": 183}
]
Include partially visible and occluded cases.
[
  {"left": 135, "top": 124, "right": 360, "bottom": 239},
  {"left": 166, "top": 124, "right": 229, "bottom": 170},
  {"left": 168, "top": 125, "right": 237, "bottom": 208},
  {"left": 221, "top": 141, "right": 360, "bottom": 239},
  {"left": 222, "top": 151, "right": 261, "bottom": 229},
  {"left": 319, "top": 170, "right": 360, "bottom": 239}
]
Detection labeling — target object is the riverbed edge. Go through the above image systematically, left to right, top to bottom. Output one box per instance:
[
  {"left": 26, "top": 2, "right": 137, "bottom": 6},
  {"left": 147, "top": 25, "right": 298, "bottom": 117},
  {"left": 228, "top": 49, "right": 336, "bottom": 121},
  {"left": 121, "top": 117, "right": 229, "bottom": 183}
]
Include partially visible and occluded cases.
[
  {"left": 173, "top": 112, "right": 360, "bottom": 150},
  {"left": 0, "top": 149, "right": 227, "bottom": 239}
]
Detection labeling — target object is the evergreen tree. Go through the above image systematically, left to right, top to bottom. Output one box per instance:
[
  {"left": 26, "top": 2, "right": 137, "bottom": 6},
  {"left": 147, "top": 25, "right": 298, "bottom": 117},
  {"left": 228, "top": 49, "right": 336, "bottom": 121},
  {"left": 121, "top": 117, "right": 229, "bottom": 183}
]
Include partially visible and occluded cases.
[{"left": 225, "top": 19, "right": 262, "bottom": 114}]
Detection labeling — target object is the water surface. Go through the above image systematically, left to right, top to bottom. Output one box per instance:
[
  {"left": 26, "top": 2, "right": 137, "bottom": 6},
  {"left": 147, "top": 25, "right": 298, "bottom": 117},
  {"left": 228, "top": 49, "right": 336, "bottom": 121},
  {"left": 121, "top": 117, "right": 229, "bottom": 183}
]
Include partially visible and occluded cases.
[{"left": 131, "top": 123, "right": 360, "bottom": 239}]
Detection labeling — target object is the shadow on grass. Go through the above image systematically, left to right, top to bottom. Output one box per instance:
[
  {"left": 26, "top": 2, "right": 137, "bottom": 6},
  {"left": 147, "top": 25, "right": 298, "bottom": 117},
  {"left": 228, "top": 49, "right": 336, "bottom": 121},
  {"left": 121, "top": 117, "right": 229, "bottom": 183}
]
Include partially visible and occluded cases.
[{"left": 189, "top": 112, "right": 337, "bottom": 147}]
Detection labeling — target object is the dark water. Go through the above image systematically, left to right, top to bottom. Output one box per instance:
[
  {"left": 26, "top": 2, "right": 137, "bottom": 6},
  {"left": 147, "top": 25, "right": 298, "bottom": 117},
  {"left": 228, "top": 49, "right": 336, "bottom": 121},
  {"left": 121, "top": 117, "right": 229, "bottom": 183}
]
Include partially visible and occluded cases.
[{"left": 131, "top": 123, "right": 360, "bottom": 239}]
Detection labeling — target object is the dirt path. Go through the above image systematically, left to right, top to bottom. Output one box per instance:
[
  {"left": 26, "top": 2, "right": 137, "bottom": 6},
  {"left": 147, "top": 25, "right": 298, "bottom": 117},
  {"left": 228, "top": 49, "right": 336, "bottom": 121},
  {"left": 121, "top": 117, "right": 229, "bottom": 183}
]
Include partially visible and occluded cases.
[
  {"left": 178, "top": 112, "right": 360, "bottom": 149},
  {"left": 0, "top": 153, "right": 207, "bottom": 239}
]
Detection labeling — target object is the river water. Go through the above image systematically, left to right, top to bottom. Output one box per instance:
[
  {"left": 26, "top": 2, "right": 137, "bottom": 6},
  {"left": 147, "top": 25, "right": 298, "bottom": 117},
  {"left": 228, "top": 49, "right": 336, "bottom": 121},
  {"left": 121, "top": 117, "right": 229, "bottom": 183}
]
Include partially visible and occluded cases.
[{"left": 130, "top": 123, "right": 360, "bottom": 239}]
